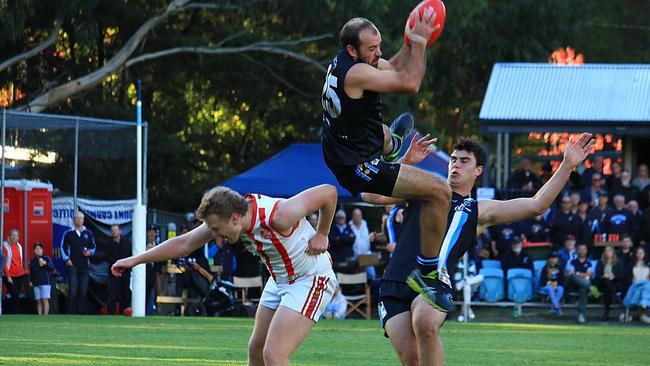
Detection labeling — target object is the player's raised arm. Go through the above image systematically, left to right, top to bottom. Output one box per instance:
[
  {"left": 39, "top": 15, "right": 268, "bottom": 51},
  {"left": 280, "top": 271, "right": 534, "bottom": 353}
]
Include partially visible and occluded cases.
[
  {"left": 478, "top": 133, "right": 595, "bottom": 230},
  {"left": 111, "top": 223, "right": 213, "bottom": 276}
]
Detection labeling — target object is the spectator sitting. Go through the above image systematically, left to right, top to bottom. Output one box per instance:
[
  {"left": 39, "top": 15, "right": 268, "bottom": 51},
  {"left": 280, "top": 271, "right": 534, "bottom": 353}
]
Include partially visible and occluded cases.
[
  {"left": 581, "top": 156, "right": 605, "bottom": 189},
  {"left": 507, "top": 158, "right": 542, "bottom": 196},
  {"left": 605, "top": 161, "right": 623, "bottom": 192},
  {"left": 632, "top": 163, "right": 650, "bottom": 192},
  {"left": 611, "top": 170, "right": 640, "bottom": 203},
  {"left": 581, "top": 172, "right": 608, "bottom": 208},
  {"left": 586, "top": 193, "right": 613, "bottom": 240},
  {"left": 606, "top": 194, "right": 637, "bottom": 239},
  {"left": 548, "top": 195, "right": 580, "bottom": 248},
  {"left": 349, "top": 208, "right": 376, "bottom": 281},
  {"left": 60, "top": 211, "right": 96, "bottom": 314},
  {"left": 518, "top": 214, "right": 550, "bottom": 243},
  {"left": 489, "top": 223, "right": 519, "bottom": 259},
  {"left": 106, "top": 224, "right": 132, "bottom": 315},
  {"left": 2, "top": 229, "right": 27, "bottom": 314},
  {"left": 557, "top": 234, "right": 578, "bottom": 269},
  {"left": 617, "top": 235, "right": 636, "bottom": 294},
  {"left": 501, "top": 237, "right": 533, "bottom": 275},
  {"left": 28, "top": 243, "right": 55, "bottom": 315},
  {"left": 565, "top": 243, "right": 594, "bottom": 323},
  {"left": 596, "top": 246, "right": 625, "bottom": 321},
  {"left": 620, "top": 246, "right": 650, "bottom": 324},
  {"left": 540, "top": 252, "right": 565, "bottom": 315},
  {"left": 321, "top": 286, "right": 348, "bottom": 320}
]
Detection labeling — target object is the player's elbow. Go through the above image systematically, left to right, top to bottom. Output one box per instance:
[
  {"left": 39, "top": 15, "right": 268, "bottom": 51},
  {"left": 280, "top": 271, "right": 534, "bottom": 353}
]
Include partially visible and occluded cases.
[{"left": 401, "top": 80, "right": 420, "bottom": 94}]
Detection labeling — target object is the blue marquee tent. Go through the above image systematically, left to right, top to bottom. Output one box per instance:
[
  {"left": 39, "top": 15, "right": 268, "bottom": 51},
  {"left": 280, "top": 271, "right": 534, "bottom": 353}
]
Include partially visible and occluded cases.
[{"left": 223, "top": 137, "right": 449, "bottom": 202}]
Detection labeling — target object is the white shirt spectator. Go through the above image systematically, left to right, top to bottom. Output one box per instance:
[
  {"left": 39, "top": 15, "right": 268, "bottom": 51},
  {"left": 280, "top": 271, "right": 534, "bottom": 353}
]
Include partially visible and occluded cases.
[{"left": 349, "top": 219, "right": 371, "bottom": 257}]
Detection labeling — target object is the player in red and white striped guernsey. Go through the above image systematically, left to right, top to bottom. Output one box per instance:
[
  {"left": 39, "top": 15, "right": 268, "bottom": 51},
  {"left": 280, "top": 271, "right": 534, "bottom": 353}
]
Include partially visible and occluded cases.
[{"left": 112, "top": 184, "right": 338, "bottom": 366}]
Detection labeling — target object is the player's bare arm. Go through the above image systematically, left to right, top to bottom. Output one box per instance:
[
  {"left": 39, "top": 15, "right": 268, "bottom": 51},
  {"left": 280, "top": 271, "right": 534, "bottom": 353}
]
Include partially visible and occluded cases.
[
  {"left": 345, "top": 9, "right": 436, "bottom": 96},
  {"left": 477, "top": 133, "right": 595, "bottom": 233},
  {"left": 271, "top": 184, "right": 338, "bottom": 255},
  {"left": 111, "top": 223, "right": 213, "bottom": 276}
]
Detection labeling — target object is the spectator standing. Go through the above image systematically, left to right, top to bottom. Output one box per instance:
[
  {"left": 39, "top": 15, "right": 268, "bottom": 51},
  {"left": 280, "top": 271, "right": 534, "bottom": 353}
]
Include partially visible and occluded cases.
[
  {"left": 581, "top": 156, "right": 605, "bottom": 189},
  {"left": 507, "top": 158, "right": 542, "bottom": 196},
  {"left": 605, "top": 161, "right": 623, "bottom": 191},
  {"left": 632, "top": 164, "right": 650, "bottom": 192},
  {"left": 610, "top": 170, "right": 640, "bottom": 203},
  {"left": 580, "top": 172, "right": 608, "bottom": 207},
  {"left": 548, "top": 196, "right": 580, "bottom": 248},
  {"left": 576, "top": 201, "right": 594, "bottom": 247},
  {"left": 381, "top": 204, "right": 403, "bottom": 256},
  {"left": 349, "top": 208, "right": 377, "bottom": 281},
  {"left": 328, "top": 210, "right": 356, "bottom": 272},
  {"left": 60, "top": 212, "right": 96, "bottom": 314},
  {"left": 106, "top": 225, "right": 132, "bottom": 315},
  {"left": 2, "top": 229, "right": 27, "bottom": 314},
  {"left": 616, "top": 235, "right": 635, "bottom": 293},
  {"left": 145, "top": 240, "right": 162, "bottom": 315},
  {"left": 28, "top": 243, "right": 55, "bottom": 315},
  {"left": 565, "top": 243, "right": 594, "bottom": 323},
  {"left": 595, "top": 246, "right": 624, "bottom": 321},
  {"left": 540, "top": 252, "right": 565, "bottom": 315}
]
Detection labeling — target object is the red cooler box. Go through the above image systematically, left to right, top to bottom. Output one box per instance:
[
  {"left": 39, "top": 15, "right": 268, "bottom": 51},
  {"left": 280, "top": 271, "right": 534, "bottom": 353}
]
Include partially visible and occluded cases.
[{"left": 2, "top": 180, "right": 53, "bottom": 267}]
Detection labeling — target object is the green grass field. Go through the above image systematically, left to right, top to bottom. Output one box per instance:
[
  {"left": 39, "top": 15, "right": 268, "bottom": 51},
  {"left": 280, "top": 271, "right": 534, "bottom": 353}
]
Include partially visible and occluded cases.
[{"left": 0, "top": 315, "right": 648, "bottom": 365}]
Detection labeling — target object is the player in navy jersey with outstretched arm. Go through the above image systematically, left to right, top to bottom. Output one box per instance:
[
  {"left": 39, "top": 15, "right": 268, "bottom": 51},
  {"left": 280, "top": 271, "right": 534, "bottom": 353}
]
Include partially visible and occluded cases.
[
  {"left": 321, "top": 10, "right": 457, "bottom": 312},
  {"left": 363, "top": 133, "right": 595, "bottom": 365}
]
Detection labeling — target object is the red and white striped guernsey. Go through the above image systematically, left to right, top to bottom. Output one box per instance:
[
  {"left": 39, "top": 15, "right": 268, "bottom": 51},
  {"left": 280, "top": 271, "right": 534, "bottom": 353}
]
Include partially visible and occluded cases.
[{"left": 240, "top": 194, "right": 333, "bottom": 284}]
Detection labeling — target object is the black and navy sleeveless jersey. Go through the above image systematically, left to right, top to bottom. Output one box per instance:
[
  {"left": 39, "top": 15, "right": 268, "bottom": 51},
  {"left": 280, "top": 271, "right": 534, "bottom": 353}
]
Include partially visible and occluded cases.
[
  {"left": 321, "top": 49, "right": 384, "bottom": 167},
  {"left": 382, "top": 192, "right": 478, "bottom": 282}
]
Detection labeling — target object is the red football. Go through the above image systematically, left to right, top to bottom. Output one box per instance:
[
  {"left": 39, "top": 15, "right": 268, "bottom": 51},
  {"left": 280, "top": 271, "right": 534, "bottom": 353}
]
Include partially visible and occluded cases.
[{"left": 404, "top": 0, "right": 446, "bottom": 47}]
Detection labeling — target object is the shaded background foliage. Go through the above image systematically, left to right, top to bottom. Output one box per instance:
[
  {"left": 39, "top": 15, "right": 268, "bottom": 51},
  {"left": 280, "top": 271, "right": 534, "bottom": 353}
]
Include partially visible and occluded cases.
[{"left": 1, "top": 0, "right": 649, "bottom": 211}]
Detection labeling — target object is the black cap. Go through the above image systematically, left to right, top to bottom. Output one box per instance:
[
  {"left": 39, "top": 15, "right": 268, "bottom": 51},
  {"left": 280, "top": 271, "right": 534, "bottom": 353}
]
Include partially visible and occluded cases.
[{"left": 147, "top": 225, "right": 157, "bottom": 231}]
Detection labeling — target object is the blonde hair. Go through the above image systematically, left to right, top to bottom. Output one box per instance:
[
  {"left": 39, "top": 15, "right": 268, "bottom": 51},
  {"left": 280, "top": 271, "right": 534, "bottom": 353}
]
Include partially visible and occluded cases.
[
  {"left": 196, "top": 186, "right": 247, "bottom": 221},
  {"left": 601, "top": 245, "right": 618, "bottom": 267}
]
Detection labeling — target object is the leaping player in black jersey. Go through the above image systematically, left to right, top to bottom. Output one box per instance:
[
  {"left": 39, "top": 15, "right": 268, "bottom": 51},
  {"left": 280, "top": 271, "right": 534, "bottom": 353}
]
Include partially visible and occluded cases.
[
  {"left": 321, "top": 10, "right": 456, "bottom": 311},
  {"left": 362, "top": 132, "right": 595, "bottom": 365}
]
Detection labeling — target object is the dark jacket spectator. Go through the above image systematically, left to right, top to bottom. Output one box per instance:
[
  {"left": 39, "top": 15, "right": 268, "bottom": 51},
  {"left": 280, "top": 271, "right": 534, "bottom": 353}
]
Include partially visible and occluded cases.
[
  {"left": 580, "top": 156, "right": 604, "bottom": 189},
  {"left": 507, "top": 158, "right": 542, "bottom": 196},
  {"left": 605, "top": 162, "right": 623, "bottom": 192},
  {"left": 610, "top": 170, "right": 640, "bottom": 203},
  {"left": 580, "top": 172, "right": 608, "bottom": 207},
  {"left": 586, "top": 194, "right": 613, "bottom": 236},
  {"left": 606, "top": 195, "right": 637, "bottom": 238},
  {"left": 548, "top": 199, "right": 580, "bottom": 248},
  {"left": 576, "top": 202, "right": 595, "bottom": 247},
  {"left": 328, "top": 210, "right": 356, "bottom": 265},
  {"left": 517, "top": 215, "right": 550, "bottom": 243},
  {"left": 489, "top": 223, "right": 519, "bottom": 258},
  {"left": 61, "top": 225, "right": 96, "bottom": 270},
  {"left": 106, "top": 225, "right": 132, "bottom": 315},
  {"left": 557, "top": 234, "right": 578, "bottom": 269},
  {"left": 501, "top": 238, "right": 534, "bottom": 274},
  {"left": 595, "top": 246, "right": 625, "bottom": 320},
  {"left": 29, "top": 253, "right": 55, "bottom": 286},
  {"left": 541, "top": 261, "right": 565, "bottom": 286}
]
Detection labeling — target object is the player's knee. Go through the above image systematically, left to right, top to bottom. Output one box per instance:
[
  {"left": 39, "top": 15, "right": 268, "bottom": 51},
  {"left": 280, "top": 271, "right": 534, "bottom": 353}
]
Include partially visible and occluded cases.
[
  {"left": 413, "top": 317, "right": 443, "bottom": 340},
  {"left": 247, "top": 338, "right": 264, "bottom": 362},
  {"left": 263, "top": 345, "right": 288, "bottom": 366},
  {"left": 397, "top": 350, "right": 419, "bottom": 366}
]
